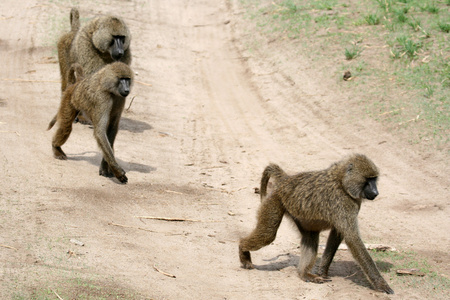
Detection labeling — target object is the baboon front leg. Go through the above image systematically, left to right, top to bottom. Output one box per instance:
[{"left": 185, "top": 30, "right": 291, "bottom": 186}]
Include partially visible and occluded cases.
[
  {"left": 52, "top": 106, "right": 78, "bottom": 160},
  {"left": 94, "top": 116, "right": 127, "bottom": 183},
  {"left": 239, "top": 195, "right": 285, "bottom": 269},
  {"left": 317, "top": 228, "right": 343, "bottom": 278},
  {"left": 297, "top": 231, "right": 325, "bottom": 283},
  {"left": 345, "top": 234, "right": 394, "bottom": 294}
]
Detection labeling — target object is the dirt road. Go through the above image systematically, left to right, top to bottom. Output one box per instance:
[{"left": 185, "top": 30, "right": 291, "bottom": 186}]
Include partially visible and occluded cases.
[{"left": 0, "top": 0, "right": 448, "bottom": 299}]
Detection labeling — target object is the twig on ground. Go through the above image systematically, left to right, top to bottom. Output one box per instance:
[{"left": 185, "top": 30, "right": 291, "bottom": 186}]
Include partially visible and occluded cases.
[
  {"left": 135, "top": 80, "right": 152, "bottom": 87},
  {"left": 126, "top": 96, "right": 136, "bottom": 111},
  {"left": 379, "top": 107, "right": 404, "bottom": 116},
  {"left": 0, "top": 131, "right": 20, "bottom": 136},
  {"left": 165, "top": 190, "right": 184, "bottom": 195},
  {"left": 134, "top": 216, "right": 201, "bottom": 222},
  {"left": 108, "top": 222, "right": 160, "bottom": 233},
  {"left": 0, "top": 244, "right": 18, "bottom": 250},
  {"left": 153, "top": 264, "right": 176, "bottom": 278},
  {"left": 344, "top": 271, "right": 358, "bottom": 278},
  {"left": 52, "top": 290, "right": 64, "bottom": 300}
]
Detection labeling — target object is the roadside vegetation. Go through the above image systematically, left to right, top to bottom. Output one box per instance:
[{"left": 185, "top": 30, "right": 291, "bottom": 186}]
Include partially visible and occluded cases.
[
  {"left": 240, "top": 0, "right": 449, "bottom": 152},
  {"left": 370, "top": 249, "right": 450, "bottom": 298}
]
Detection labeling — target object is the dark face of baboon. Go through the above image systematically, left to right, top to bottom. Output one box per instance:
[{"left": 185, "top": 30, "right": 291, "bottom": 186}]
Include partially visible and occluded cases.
[
  {"left": 92, "top": 17, "right": 131, "bottom": 62},
  {"left": 100, "top": 62, "right": 134, "bottom": 98},
  {"left": 342, "top": 154, "right": 379, "bottom": 200}
]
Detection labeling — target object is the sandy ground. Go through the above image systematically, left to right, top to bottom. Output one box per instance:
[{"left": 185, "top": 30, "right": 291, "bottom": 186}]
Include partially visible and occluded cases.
[{"left": 0, "top": 0, "right": 448, "bottom": 299}]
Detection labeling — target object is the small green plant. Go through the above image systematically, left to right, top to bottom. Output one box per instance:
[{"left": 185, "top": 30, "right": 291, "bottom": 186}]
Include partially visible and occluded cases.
[
  {"left": 281, "top": 0, "right": 298, "bottom": 14},
  {"left": 376, "top": 0, "right": 394, "bottom": 12},
  {"left": 421, "top": 3, "right": 440, "bottom": 14},
  {"left": 395, "top": 9, "right": 408, "bottom": 23},
  {"left": 365, "top": 14, "right": 380, "bottom": 25},
  {"left": 408, "top": 19, "right": 421, "bottom": 31},
  {"left": 437, "top": 22, "right": 450, "bottom": 33},
  {"left": 396, "top": 36, "right": 422, "bottom": 58},
  {"left": 345, "top": 46, "right": 360, "bottom": 60},
  {"left": 390, "top": 46, "right": 403, "bottom": 59}
]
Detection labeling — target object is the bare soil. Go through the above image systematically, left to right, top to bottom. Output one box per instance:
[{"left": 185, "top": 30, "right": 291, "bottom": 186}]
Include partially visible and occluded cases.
[{"left": 0, "top": 0, "right": 448, "bottom": 299}]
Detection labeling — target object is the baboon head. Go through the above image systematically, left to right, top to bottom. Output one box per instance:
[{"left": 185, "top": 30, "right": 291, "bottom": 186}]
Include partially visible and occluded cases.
[
  {"left": 92, "top": 16, "right": 131, "bottom": 61},
  {"left": 100, "top": 62, "right": 134, "bottom": 97},
  {"left": 342, "top": 154, "right": 379, "bottom": 200}
]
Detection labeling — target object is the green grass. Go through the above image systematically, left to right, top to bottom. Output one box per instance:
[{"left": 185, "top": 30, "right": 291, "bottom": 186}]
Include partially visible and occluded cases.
[
  {"left": 240, "top": 0, "right": 450, "bottom": 150},
  {"left": 365, "top": 14, "right": 380, "bottom": 25},
  {"left": 437, "top": 21, "right": 450, "bottom": 33},
  {"left": 344, "top": 46, "right": 361, "bottom": 60},
  {"left": 370, "top": 249, "right": 450, "bottom": 296}
]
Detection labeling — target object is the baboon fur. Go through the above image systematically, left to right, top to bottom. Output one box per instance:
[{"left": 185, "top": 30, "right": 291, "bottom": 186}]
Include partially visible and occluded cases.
[
  {"left": 57, "top": 8, "right": 132, "bottom": 92},
  {"left": 57, "top": 8, "right": 80, "bottom": 92},
  {"left": 48, "top": 62, "right": 134, "bottom": 184},
  {"left": 239, "top": 154, "right": 394, "bottom": 294}
]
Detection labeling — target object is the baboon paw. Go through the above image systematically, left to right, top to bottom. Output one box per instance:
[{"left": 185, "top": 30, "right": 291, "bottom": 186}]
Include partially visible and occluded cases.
[
  {"left": 54, "top": 154, "right": 67, "bottom": 160},
  {"left": 99, "top": 169, "right": 114, "bottom": 178},
  {"left": 117, "top": 174, "right": 128, "bottom": 184},
  {"left": 241, "top": 261, "right": 255, "bottom": 269},
  {"left": 301, "top": 273, "right": 329, "bottom": 284},
  {"left": 312, "top": 276, "right": 330, "bottom": 284},
  {"left": 377, "top": 284, "right": 394, "bottom": 294}
]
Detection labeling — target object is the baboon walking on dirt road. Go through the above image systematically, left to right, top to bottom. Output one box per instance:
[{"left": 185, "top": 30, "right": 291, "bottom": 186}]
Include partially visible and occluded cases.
[
  {"left": 57, "top": 8, "right": 132, "bottom": 124},
  {"left": 48, "top": 62, "right": 134, "bottom": 184},
  {"left": 239, "top": 154, "right": 394, "bottom": 294}
]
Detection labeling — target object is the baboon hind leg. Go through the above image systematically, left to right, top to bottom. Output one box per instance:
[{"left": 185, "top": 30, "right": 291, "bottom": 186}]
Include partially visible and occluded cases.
[
  {"left": 52, "top": 106, "right": 78, "bottom": 160},
  {"left": 239, "top": 195, "right": 285, "bottom": 269},
  {"left": 296, "top": 229, "right": 325, "bottom": 283}
]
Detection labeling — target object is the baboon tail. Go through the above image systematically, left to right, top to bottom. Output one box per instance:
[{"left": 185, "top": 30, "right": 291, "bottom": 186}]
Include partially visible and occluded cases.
[
  {"left": 70, "top": 8, "right": 80, "bottom": 32},
  {"left": 47, "top": 115, "right": 57, "bottom": 130},
  {"left": 260, "top": 163, "right": 287, "bottom": 201}
]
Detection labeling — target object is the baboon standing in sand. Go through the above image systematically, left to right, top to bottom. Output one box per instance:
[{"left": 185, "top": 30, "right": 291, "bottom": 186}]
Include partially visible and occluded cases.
[
  {"left": 57, "top": 8, "right": 132, "bottom": 123},
  {"left": 48, "top": 62, "right": 134, "bottom": 184},
  {"left": 239, "top": 154, "right": 394, "bottom": 294}
]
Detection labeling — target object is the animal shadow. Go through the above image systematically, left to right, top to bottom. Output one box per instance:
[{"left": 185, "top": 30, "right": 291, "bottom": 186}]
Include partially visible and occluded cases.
[
  {"left": 119, "top": 117, "right": 152, "bottom": 133},
  {"left": 69, "top": 151, "right": 155, "bottom": 174},
  {"left": 253, "top": 253, "right": 299, "bottom": 271}
]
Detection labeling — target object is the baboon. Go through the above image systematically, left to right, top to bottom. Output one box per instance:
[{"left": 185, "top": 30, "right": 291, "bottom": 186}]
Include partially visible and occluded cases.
[
  {"left": 57, "top": 8, "right": 132, "bottom": 123},
  {"left": 57, "top": 8, "right": 132, "bottom": 92},
  {"left": 48, "top": 62, "right": 134, "bottom": 184},
  {"left": 239, "top": 154, "right": 394, "bottom": 294}
]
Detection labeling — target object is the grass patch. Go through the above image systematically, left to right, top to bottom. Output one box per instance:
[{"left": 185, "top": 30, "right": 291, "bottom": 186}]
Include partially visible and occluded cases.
[
  {"left": 240, "top": 0, "right": 450, "bottom": 150},
  {"left": 365, "top": 14, "right": 380, "bottom": 25},
  {"left": 344, "top": 46, "right": 361, "bottom": 60},
  {"left": 370, "top": 249, "right": 450, "bottom": 297}
]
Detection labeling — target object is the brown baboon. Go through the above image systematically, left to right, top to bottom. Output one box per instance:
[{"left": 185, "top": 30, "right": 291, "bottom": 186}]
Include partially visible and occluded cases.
[
  {"left": 57, "top": 8, "right": 132, "bottom": 124},
  {"left": 57, "top": 8, "right": 131, "bottom": 92},
  {"left": 48, "top": 62, "right": 134, "bottom": 184},
  {"left": 239, "top": 154, "right": 394, "bottom": 294}
]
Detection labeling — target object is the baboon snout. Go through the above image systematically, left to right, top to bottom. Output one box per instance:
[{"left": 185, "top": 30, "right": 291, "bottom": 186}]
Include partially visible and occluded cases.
[
  {"left": 111, "top": 36, "right": 125, "bottom": 60},
  {"left": 112, "top": 48, "right": 124, "bottom": 60},
  {"left": 118, "top": 78, "right": 131, "bottom": 97},
  {"left": 363, "top": 178, "right": 379, "bottom": 200},
  {"left": 366, "top": 190, "right": 378, "bottom": 200}
]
